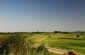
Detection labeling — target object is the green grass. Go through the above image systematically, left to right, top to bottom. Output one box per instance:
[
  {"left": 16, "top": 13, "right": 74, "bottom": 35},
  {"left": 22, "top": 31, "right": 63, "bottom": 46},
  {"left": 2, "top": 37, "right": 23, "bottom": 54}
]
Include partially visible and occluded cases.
[
  {"left": 0, "top": 33, "right": 85, "bottom": 55},
  {"left": 0, "top": 33, "right": 57, "bottom": 55},
  {"left": 31, "top": 34, "right": 85, "bottom": 54}
]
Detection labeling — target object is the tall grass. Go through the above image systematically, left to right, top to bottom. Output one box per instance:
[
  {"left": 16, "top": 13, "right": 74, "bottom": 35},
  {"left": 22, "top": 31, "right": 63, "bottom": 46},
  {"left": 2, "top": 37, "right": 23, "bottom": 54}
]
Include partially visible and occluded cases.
[{"left": 0, "top": 34, "right": 56, "bottom": 55}]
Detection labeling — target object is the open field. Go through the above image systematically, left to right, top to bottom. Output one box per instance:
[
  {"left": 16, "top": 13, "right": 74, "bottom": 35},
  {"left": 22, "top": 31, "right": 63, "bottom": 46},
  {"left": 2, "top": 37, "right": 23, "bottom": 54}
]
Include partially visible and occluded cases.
[
  {"left": 0, "top": 33, "right": 85, "bottom": 55},
  {"left": 0, "top": 33, "right": 57, "bottom": 55},
  {"left": 31, "top": 33, "right": 85, "bottom": 55}
]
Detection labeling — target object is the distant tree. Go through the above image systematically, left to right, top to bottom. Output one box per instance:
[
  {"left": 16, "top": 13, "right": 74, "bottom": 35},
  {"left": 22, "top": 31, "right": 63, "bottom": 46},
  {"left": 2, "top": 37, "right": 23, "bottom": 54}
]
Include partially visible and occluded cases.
[
  {"left": 53, "top": 31, "right": 61, "bottom": 34},
  {"left": 77, "top": 34, "right": 80, "bottom": 38},
  {"left": 49, "top": 35, "right": 51, "bottom": 38}
]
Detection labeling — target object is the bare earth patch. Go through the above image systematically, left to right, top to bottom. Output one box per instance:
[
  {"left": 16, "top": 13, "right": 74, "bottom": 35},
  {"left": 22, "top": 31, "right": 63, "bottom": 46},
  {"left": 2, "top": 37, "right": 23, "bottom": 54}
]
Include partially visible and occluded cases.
[{"left": 47, "top": 47, "right": 83, "bottom": 55}]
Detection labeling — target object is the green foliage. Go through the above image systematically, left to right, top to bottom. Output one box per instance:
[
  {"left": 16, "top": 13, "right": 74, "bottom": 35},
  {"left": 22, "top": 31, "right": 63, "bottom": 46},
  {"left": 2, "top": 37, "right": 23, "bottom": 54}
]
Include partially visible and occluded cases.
[
  {"left": 0, "top": 33, "right": 56, "bottom": 55},
  {"left": 1, "top": 33, "right": 85, "bottom": 55},
  {"left": 31, "top": 34, "right": 85, "bottom": 55},
  {"left": 44, "top": 34, "right": 85, "bottom": 54},
  {"left": 36, "top": 44, "right": 56, "bottom": 55},
  {"left": 37, "top": 44, "right": 48, "bottom": 52},
  {"left": 3, "top": 50, "right": 6, "bottom": 55}
]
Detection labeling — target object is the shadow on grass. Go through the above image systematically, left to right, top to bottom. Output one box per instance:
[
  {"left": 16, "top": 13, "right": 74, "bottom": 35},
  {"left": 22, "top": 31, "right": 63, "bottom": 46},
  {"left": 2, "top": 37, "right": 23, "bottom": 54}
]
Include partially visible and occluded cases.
[
  {"left": 59, "top": 37, "right": 85, "bottom": 40},
  {"left": 69, "top": 42, "right": 85, "bottom": 47}
]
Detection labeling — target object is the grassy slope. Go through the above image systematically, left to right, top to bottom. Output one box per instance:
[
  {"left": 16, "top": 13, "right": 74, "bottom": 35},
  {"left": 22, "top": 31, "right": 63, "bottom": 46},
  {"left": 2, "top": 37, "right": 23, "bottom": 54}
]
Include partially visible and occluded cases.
[
  {"left": 0, "top": 33, "right": 84, "bottom": 54},
  {"left": 31, "top": 34, "right": 85, "bottom": 54},
  {"left": 31, "top": 34, "right": 48, "bottom": 46}
]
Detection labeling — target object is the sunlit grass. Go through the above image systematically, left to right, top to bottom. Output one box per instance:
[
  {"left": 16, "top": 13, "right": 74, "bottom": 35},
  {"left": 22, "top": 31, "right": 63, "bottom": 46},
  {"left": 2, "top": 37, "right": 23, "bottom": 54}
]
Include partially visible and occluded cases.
[
  {"left": 0, "top": 33, "right": 56, "bottom": 55},
  {"left": 31, "top": 34, "right": 85, "bottom": 54}
]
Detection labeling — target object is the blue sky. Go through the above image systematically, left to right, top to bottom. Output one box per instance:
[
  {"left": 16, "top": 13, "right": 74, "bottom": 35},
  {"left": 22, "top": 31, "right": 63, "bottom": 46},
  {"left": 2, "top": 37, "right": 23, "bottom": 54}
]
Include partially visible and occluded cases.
[{"left": 0, "top": 0, "right": 85, "bottom": 32}]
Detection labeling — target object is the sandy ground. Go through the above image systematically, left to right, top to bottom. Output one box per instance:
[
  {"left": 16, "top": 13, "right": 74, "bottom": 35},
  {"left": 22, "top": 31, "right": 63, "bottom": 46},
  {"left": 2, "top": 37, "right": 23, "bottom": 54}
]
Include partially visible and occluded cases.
[{"left": 47, "top": 47, "right": 83, "bottom": 55}]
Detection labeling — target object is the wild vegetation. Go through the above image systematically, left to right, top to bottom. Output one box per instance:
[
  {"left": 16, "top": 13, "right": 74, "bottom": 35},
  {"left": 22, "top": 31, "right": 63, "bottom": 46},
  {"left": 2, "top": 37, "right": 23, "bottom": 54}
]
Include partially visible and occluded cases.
[
  {"left": 0, "top": 32, "right": 85, "bottom": 55},
  {"left": 31, "top": 32, "right": 85, "bottom": 55},
  {"left": 0, "top": 33, "right": 56, "bottom": 55}
]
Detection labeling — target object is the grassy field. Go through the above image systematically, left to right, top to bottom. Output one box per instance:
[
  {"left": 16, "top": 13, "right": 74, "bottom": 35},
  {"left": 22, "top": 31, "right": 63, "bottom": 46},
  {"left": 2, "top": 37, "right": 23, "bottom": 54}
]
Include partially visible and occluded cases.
[
  {"left": 0, "top": 33, "right": 85, "bottom": 55},
  {"left": 0, "top": 33, "right": 57, "bottom": 55},
  {"left": 31, "top": 33, "right": 85, "bottom": 54}
]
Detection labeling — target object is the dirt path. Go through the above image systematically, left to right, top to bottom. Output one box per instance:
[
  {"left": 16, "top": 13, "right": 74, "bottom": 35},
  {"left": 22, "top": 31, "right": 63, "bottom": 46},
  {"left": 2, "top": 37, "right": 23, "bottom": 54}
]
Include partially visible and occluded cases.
[
  {"left": 34, "top": 45, "right": 83, "bottom": 55},
  {"left": 46, "top": 47, "right": 83, "bottom": 55}
]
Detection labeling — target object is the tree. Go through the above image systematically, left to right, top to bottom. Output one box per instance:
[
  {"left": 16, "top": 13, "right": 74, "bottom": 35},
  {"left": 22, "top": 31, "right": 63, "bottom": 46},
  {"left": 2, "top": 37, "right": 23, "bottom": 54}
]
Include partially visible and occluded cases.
[{"left": 77, "top": 34, "right": 80, "bottom": 38}]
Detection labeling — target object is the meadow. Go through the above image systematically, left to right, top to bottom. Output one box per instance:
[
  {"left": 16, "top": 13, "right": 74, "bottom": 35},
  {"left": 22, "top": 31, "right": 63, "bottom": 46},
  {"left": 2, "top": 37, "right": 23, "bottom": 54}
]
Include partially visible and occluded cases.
[
  {"left": 0, "top": 32, "right": 85, "bottom": 55},
  {"left": 0, "top": 33, "right": 57, "bottom": 55},
  {"left": 31, "top": 33, "right": 85, "bottom": 55}
]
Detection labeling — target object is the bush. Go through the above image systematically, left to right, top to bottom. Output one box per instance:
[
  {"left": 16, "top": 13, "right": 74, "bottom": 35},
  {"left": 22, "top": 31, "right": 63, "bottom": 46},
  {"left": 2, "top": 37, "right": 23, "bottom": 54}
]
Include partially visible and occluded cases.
[
  {"left": 0, "top": 34, "right": 56, "bottom": 55},
  {"left": 37, "top": 44, "right": 48, "bottom": 52}
]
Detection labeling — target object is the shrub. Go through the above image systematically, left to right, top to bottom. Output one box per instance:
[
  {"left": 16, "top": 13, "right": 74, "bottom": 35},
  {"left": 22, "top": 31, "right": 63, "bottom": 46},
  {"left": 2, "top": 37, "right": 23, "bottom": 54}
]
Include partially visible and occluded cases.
[
  {"left": 0, "top": 34, "right": 56, "bottom": 55},
  {"left": 37, "top": 44, "right": 48, "bottom": 52}
]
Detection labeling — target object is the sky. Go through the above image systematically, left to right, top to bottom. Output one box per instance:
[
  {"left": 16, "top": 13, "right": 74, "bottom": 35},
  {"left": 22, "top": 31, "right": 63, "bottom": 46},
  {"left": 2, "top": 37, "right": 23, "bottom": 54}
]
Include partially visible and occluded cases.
[{"left": 0, "top": 0, "right": 85, "bottom": 32}]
